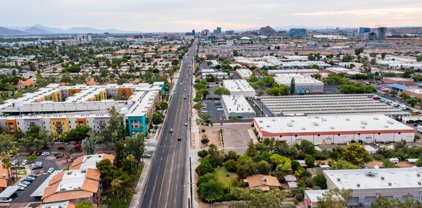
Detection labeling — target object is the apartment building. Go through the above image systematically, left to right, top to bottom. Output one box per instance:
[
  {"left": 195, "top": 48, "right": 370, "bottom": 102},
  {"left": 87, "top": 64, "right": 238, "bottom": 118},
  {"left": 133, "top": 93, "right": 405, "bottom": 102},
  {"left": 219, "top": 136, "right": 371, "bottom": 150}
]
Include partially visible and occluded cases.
[{"left": 0, "top": 82, "right": 164, "bottom": 137}]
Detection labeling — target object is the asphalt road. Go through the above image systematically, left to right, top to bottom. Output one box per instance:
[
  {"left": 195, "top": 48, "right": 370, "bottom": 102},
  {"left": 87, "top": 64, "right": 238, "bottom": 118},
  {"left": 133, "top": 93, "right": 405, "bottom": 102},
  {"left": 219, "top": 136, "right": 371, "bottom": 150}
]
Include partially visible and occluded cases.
[{"left": 140, "top": 40, "right": 197, "bottom": 208}]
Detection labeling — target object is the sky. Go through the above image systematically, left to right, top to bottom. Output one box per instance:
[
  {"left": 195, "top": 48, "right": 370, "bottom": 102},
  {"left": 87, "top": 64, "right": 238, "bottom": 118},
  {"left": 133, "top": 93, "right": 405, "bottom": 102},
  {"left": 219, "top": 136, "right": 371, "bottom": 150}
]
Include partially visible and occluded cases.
[{"left": 1, "top": 0, "right": 422, "bottom": 32}]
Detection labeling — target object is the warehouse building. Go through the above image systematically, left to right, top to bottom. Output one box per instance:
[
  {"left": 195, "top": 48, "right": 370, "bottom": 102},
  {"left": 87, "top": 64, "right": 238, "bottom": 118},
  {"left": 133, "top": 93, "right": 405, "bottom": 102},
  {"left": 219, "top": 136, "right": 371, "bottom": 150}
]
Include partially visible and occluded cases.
[
  {"left": 236, "top": 68, "right": 253, "bottom": 79},
  {"left": 267, "top": 69, "right": 319, "bottom": 76},
  {"left": 274, "top": 74, "right": 324, "bottom": 94},
  {"left": 223, "top": 79, "right": 256, "bottom": 98},
  {"left": 0, "top": 82, "right": 164, "bottom": 137},
  {"left": 259, "top": 94, "right": 410, "bottom": 118},
  {"left": 221, "top": 95, "right": 255, "bottom": 119},
  {"left": 253, "top": 114, "right": 414, "bottom": 145},
  {"left": 323, "top": 168, "right": 422, "bottom": 207}
]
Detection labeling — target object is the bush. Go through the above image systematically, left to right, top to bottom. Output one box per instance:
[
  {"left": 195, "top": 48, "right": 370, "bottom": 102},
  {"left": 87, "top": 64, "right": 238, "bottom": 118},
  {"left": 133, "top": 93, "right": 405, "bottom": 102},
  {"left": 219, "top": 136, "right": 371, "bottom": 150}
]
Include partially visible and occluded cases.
[
  {"left": 201, "top": 136, "right": 210, "bottom": 145},
  {"left": 198, "top": 150, "right": 208, "bottom": 158},
  {"left": 295, "top": 193, "right": 304, "bottom": 202}
]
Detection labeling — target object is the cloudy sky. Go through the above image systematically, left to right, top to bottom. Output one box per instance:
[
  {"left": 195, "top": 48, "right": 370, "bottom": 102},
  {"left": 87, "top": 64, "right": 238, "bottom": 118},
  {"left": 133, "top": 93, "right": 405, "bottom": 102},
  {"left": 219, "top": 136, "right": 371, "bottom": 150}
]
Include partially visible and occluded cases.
[{"left": 1, "top": 0, "right": 422, "bottom": 32}]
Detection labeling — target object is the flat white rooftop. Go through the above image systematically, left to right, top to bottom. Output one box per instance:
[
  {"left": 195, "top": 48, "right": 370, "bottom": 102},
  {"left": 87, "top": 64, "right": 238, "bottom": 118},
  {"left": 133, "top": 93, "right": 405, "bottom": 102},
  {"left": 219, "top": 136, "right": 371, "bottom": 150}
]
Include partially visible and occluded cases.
[
  {"left": 274, "top": 74, "right": 323, "bottom": 85},
  {"left": 223, "top": 79, "right": 255, "bottom": 93},
  {"left": 259, "top": 94, "right": 410, "bottom": 116},
  {"left": 221, "top": 95, "right": 254, "bottom": 114},
  {"left": 254, "top": 114, "right": 413, "bottom": 134},
  {"left": 324, "top": 168, "right": 422, "bottom": 190}
]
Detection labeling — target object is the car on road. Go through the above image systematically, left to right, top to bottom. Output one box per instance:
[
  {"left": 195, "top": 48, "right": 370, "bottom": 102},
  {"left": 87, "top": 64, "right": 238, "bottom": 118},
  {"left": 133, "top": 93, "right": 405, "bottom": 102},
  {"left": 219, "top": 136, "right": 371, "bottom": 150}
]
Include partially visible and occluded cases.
[
  {"left": 184, "top": 122, "right": 188, "bottom": 126},
  {"left": 170, "top": 128, "right": 173, "bottom": 133},
  {"left": 177, "top": 137, "right": 182, "bottom": 141},
  {"left": 142, "top": 153, "right": 152, "bottom": 158},
  {"left": 48, "top": 167, "right": 55, "bottom": 174},
  {"left": 18, "top": 186, "right": 25, "bottom": 191}
]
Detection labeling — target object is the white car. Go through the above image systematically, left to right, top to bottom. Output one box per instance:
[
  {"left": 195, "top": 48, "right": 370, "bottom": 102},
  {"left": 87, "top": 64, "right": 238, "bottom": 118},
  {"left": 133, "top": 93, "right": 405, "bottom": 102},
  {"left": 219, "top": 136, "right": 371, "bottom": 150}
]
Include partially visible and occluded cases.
[
  {"left": 417, "top": 125, "right": 422, "bottom": 133},
  {"left": 21, "top": 160, "right": 28, "bottom": 166},
  {"left": 47, "top": 168, "right": 55, "bottom": 174},
  {"left": 18, "top": 183, "right": 28, "bottom": 188},
  {"left": 0, "top": 198, "right": 12, "bottom": 203}
]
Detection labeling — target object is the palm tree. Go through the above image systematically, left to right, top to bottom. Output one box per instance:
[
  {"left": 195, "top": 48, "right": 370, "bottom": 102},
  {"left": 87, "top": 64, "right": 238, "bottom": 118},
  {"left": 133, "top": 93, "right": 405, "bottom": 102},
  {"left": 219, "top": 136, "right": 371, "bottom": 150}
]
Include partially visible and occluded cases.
[{"left": 111, "top": 178, "right": 123, "bottom": 203}]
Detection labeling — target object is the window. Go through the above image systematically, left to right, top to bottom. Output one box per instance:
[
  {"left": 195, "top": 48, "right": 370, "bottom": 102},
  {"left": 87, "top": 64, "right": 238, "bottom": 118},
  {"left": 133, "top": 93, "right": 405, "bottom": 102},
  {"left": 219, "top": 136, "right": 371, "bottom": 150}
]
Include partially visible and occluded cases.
[
  {"left": 398, "top": 132, "right": 401, "bottom": 134},
  {"left": 378, "top": 133, "right": 381, "bottom": 135},
  {"left": 317, "top": 134, "right": 320, "bottom": 136},
  {"left": 338, "top": 134, "right": 340, "bottom": 136},
  {"left": 295, "top": 135, "right": 297, "bottom": 137}
]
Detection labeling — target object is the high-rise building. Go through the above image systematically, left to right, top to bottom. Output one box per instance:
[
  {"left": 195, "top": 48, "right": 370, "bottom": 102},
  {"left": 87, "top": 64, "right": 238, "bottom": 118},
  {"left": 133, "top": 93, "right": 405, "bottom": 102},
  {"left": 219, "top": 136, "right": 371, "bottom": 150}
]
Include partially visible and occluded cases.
[
  {"left": 215, "top": 27, "right": 222, "bottom": 34},
  {"left": 358, "top": 27, "right": 371, "bottom": 34},
  {"left": 377, "top": 27, "right": 387, "bottom": 40},
  {"left": 192, "top": 29, "right": 196, "bottom": 36},
  {"left": 225, "top": 30, "right": 235, "bottom": 35}
]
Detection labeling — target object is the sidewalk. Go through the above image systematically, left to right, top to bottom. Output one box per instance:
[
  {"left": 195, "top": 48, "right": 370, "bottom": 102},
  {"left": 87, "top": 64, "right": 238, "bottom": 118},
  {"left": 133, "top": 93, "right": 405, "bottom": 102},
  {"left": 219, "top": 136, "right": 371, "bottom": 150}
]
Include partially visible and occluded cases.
[{"left": 190, "top": 74, "right": 200, "bottom": 208}]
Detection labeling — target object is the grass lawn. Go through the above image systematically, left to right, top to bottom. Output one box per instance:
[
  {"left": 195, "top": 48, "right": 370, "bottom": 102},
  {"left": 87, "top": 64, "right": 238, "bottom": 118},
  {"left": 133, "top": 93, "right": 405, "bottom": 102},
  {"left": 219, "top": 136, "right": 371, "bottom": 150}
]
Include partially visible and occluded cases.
[
  {"left": 214, "top": 167, "right": 237, "bottom": 187},
  {"left": 18, "top": 168, "right": 27, "bottom": 175},
  {"left": 101, "top": 192, "right": 130, "bottom": 208}
]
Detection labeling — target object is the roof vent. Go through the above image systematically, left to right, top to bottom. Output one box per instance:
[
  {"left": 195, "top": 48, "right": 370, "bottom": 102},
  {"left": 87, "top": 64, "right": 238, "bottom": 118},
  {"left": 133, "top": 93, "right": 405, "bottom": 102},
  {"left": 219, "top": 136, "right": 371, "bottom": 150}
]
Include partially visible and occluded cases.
[
  {"left": 361, "top": 121, "right": 368, "bottom": 125},
  {"left": 287, "top": 123, "right": 293, "bottom": 127},
  {"left": 417, "top": 173, "right": 421, "bottom": 177},
  {"left": 381, "top": 176, "right": 385, "bottom": 180},
  {"left": 337, "top": 178, "right": 340, "bottom": 182},
  {"left": 388, "top": 182, "right": 392, "bottom": 186},
  {"left": 419, "top": 182, "right": 421, "bottom": 185},
  {"left": 357, "top": 183, "right": 360, "bottom": 187}
]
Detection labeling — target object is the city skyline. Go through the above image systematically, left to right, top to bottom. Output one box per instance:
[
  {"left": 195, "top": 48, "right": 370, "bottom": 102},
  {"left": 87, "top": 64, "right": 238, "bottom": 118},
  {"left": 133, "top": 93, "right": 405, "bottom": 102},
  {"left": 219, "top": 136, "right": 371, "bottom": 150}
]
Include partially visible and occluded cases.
[{"left": 1, "top": 0, "right": 422, "bottom": 32}]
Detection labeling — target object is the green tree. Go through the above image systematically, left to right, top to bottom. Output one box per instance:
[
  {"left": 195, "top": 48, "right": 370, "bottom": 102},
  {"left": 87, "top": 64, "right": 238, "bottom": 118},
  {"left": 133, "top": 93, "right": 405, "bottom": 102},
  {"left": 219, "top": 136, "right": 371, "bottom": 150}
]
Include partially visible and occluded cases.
[
  {"left": 355, "top": 47, "right": 364, "bottom": 55},
  {"left": 262, "top": 76, "right": 274, "bottom": 86},
  {"left": 290, "top": 78, "right": 295, "bottom": 94},
  {"left": 214, "top": 87, "right": 230, "bottom": 95},
  {"left": 152, "top": 112, "right": 164, "bottom": 124},
  {"left": 65, "top": 125, "right": 91, "bottom": 142},
  {"left": 246, "top": 140, "right": 257, "bottom": 157},
  {"left": 341, "top": 143, "right": 371, "bottom": 166},
  {"left": 27, "top": 153, "right": 37, "bottom": 163},
  {"left": 270, "top": 154, "right": 291, "bottom": 172},
  {"left": 236, "top": 155, "right": 257, "bottom": 178},
  {"left": 305, "top": 155, "right": 315, "bottom": 167},
  {"left": 196, "top": 158, "right": 214, "bottom": 176},
  {"left": 96, "top": 159, "right": 115, "bottom": 187},
  {"left": 224, "top": 159, "right": 237, "bottom": 172},
  {"left": 330, "top": 159, "right": 359, "bottom": 170},
  {"left": 257, "top": 161, "right": 271, "bottom": 174},
  {"left": 313, "top": 173, "right": 327, "bottom": 189},
  {"left": 198, "top": 178, "right": 225, "bottom": 203},
  {"left": 317, "top": 188, "right": 352, "bottom": 208},
  {"left": 371, "top": 195, "right": 399, "bottom": 208},
  {"left": 75, "top": 201, "right": 95, "bottom": 208}
]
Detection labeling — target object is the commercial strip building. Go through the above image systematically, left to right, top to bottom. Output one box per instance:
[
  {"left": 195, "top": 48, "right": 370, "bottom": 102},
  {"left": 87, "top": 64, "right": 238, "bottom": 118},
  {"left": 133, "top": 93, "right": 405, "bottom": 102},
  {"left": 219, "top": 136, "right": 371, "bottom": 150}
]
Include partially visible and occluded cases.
[
  {"left": 279, "top": 61, "right": 331, "bottom": 69},
  {"left": 200, "top": 69, "right": 230, "bottom": 80},
  {"left": 273, "top": 74, "right": 324, "bottom": 94},
  {"left": 223, "top": 79, "right": 256, "bottom": 98},
  {"left": 0, "top": 82, "right": 164, "bottom": 136},
  {"left": 403, "top": 88, "right": 422, "bottom": 99},
  {"left": 259, "top": 94, "right": 410, "bottom": 118},
  {"left": 221, "top": 95, "right": 255, "bottom": 119},
  {"left": 253, "top": 114, "right": 415, "bottom": 145},
  {"left": 39, "top": 154, "right": 114, "bottom": 206},
  {"left": 320, "top": 168, "right": 422, "bottom": 207}
]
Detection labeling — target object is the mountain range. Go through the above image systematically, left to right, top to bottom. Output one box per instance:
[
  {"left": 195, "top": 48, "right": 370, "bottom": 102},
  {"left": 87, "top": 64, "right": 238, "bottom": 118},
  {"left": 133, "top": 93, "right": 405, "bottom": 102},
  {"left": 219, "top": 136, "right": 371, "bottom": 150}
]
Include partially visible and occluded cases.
[{"left": 0, "top": 25, "right": 130, "bottom": 37}]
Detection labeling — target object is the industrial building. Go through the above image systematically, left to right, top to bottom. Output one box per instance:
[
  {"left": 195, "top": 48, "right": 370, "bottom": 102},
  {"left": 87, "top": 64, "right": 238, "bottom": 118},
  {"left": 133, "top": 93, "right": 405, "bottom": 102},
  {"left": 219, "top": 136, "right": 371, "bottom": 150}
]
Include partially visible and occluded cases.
[
  {"left": 280, "top": 61, "right": 330, "bottom": 69},
  {"left": 236, "top": 68, "right": 253, "bottom": 79},
  {"left": 267, "top": 69, "right": 319, "bottom": 76},
  {"left": 273, "top": 74, "right": 324, "bottom": 94},
  {"left": 223, "top": 79, "right": 256, "bottom": 98},
  {"left": 0, "top": 82, "right": 164, "bottom": 136},
  {"left": 403, "top": 88, "right": 422, "bottom": 99},
  {"left": 259, "top": 94, "right": 410, "bottom": 118},
  {"left": 221, "top": 95, "right": 255, "bottom": 119},
  {"left": 253, "top": 114, "right": 414, "bottom": 145},
  {"left": 323, "top": 168, "right": 422, "bottom": 207}
]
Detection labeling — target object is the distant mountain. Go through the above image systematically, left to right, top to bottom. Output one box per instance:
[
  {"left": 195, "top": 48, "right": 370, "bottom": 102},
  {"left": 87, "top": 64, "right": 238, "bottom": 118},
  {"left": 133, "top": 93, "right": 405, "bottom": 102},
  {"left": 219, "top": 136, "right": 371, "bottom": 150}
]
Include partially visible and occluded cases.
[
  {"left": 32, "top": 24, "right": 66, "bottom": 33},
  {"left": 25, "top": 26, "right": 53, "bottom": 35},
  {"left": 258, "top": 26, "right": 277, "bottom": 36},
  {"left": 0, "top": 27, "right": 29, "bottom": 37}
]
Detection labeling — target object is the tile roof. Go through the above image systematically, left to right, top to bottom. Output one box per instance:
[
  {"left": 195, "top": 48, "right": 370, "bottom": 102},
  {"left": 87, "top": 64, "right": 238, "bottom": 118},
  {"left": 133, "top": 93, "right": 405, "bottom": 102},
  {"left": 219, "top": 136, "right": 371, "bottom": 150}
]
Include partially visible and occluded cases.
[
  {"left": 244, "top": 174, "right": 281, "bottom": 190},
  {"left": 0, "top": 179, "right": 7, "bottom": 188},
  {"left": 42, "top": 191, "right": 94, "bottom": 203}
]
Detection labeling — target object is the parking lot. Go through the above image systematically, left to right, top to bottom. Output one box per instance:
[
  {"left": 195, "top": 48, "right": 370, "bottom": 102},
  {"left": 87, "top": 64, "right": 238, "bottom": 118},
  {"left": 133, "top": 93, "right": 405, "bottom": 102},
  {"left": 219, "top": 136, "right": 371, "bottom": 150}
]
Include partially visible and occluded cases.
[
  {"left": 204, "top": 100, "right": 226, "bottom": 122},
  {"left": 3, "top": 152, "right": 61, "bottom": 207}
]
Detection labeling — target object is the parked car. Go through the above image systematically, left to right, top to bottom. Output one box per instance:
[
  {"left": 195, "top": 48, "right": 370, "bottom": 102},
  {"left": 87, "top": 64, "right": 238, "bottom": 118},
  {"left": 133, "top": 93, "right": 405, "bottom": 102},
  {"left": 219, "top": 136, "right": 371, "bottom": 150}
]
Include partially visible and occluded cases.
[
  {"left": 142, "top": 153, "right": 152, "bottom": 158},
  {"left": 21, "top": 160, "right": 28, "bottom": 166},
  {"left": 47, "top": 168, "right": 55, "bottom": 174},
  {"left": 22, "top": 181, "right": 31, "bottom": 185},
  {"left": 18, "top": 183, "right": 28, "bottom": 188},
  {"left": 0, "top": 198, "right": 12, "bottom": 203}
]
